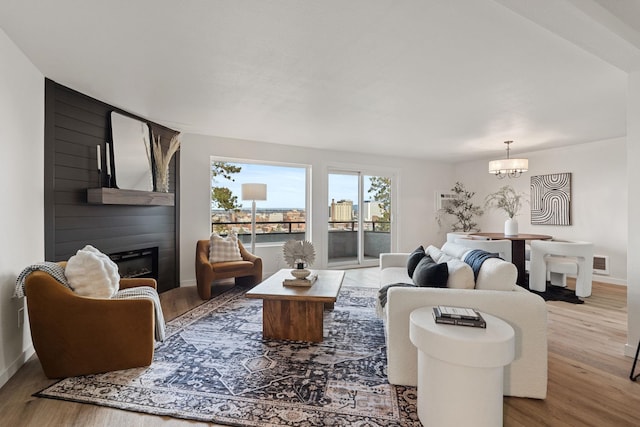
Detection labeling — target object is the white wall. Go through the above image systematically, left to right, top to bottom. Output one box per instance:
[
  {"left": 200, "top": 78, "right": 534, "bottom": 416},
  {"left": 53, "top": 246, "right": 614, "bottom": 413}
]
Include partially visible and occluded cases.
[
  {"left": 0, "top": 29, "right": 44, "bottom": 387},
  {"left": 627, "top": 70, "right": 640, "bottom": 356},
  {"left": 179, "top": 133, "right": 453, "bottom": 285},
  {"left": 453, "top": 138, "right": 627, "bottom": 284}
]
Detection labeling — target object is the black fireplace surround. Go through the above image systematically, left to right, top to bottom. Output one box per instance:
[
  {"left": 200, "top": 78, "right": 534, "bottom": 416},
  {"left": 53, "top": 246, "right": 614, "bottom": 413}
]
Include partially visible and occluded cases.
[{"left": 109, "top": 247, "right": 159, "bottom": 281}]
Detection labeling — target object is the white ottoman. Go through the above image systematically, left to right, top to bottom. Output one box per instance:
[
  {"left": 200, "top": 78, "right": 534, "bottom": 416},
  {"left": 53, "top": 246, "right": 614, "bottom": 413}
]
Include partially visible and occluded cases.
[{"left": 409, "top": 307, "right": 515, "bottom": 427}]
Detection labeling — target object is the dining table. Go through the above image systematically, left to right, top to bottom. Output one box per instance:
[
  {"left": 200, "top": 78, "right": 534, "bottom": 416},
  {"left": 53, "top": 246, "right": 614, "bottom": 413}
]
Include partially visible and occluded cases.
[{"left": 469, "top": 233, "right": 552, "bottom": 286}]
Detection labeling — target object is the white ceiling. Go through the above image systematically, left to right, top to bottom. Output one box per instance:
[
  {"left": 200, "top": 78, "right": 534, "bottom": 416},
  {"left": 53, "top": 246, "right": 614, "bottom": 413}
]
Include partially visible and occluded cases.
[{"left": 0, "top": 0, "right": 638, "bottom": 162}]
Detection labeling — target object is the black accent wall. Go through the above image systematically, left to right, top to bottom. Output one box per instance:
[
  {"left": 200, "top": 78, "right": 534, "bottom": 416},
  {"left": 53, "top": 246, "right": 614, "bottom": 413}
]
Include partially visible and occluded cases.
[{"left": 44, "top": 79, "right": 180, "bottom": 293}]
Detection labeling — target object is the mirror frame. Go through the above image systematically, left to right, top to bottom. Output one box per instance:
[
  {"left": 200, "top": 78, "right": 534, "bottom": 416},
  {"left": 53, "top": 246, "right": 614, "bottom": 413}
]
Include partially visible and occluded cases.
[{"left": 110, "top": 111, "right": 154, "bottom": 192}]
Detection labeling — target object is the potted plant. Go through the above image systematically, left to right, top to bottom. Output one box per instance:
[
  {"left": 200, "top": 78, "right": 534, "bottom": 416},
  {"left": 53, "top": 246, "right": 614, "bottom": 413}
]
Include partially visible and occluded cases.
[
  {"left": 437, "top": 182, "right": 483, "bottom": 232},
  {"left": 484, "top": 185, "right": 526, "bottom": 236}
]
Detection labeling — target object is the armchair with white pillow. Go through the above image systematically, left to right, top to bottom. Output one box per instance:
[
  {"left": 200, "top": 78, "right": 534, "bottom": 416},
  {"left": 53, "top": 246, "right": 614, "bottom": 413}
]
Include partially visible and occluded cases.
[{"left": 195, "top": 234, "right": 263, "bottom": 300}]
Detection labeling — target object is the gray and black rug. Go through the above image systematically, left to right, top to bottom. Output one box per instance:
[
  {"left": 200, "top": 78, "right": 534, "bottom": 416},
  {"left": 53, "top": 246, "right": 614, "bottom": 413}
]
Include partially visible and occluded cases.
[
  {"left": 523, "top": 280, "right": 584, "bottom": 304},
  {"left": 36, "top": 285, "right": 420, "bottom": 426}
]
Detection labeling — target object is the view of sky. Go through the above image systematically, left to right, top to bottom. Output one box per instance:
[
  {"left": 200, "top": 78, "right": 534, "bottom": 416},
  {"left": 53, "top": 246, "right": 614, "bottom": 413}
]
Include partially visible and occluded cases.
[{"left": 211, "top": 162, "right": 382, "bottom": 210}]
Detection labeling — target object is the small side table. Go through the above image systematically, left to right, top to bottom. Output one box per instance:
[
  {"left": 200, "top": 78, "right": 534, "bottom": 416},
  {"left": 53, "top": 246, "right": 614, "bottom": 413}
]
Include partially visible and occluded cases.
[{"left": 409, "top": 307, "right": 515, "bottom": 427}]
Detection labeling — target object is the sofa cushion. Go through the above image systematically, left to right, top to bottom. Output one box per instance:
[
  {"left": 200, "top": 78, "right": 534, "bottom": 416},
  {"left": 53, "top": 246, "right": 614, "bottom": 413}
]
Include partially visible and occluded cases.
[
  {"left": 209, "top": 232, "right": 242, "bottom": 263},
  {"left": 407, "top": 246, "right": 425, "bottom": 278},
  {"left": 413, "top": 255, "right": 449, "bottom": 288},
  {"left": 474, "top": 258, "right": 517, "bottom": 291},
  {"left": 444, "top": 259, "right": 475, "bottom": 289},
  {"left": 381, "top": 267, "right": 413, "bottom": 287}
]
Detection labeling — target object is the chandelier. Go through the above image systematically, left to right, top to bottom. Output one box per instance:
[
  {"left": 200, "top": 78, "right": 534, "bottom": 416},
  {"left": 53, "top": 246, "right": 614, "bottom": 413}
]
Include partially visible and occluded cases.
[{"left": 488, "top": 141, "right": 528, "bottom": 179}]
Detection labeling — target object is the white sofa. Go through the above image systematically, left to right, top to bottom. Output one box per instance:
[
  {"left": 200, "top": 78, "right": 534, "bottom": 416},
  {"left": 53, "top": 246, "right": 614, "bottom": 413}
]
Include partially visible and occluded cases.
[{"left": 379, "top": 242, "right": 548, "bottom": 399}]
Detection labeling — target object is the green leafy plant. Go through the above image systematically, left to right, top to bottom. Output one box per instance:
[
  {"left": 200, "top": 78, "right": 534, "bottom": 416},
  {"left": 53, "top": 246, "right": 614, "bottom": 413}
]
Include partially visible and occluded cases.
[
  {"left": 210, "top": 161, "right": 242, "bottom": 212},
  {"left": 368, "top": 176, "right": 391, "bottom": 232},
  {"left": 438, "top": 182, "right": 483, "bottom": 232},
  {"left": 484, "top": 185, "right": 526, "bottom": 218}
]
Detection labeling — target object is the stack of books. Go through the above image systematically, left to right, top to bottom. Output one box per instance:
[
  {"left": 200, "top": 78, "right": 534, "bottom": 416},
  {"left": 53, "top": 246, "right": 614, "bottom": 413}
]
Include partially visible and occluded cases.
[
  {"left": 283, "top": 273, "right": 318, "bottom": 287},
  {"left": 432, "top": 305, "right": 486, "bottom": 328}
]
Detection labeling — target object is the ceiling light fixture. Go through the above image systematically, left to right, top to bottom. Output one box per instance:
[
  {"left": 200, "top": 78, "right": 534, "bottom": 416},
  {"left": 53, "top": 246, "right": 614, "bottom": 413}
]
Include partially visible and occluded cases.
[{"left": 488, "top": 140, "right": 528, "bottom": 179}]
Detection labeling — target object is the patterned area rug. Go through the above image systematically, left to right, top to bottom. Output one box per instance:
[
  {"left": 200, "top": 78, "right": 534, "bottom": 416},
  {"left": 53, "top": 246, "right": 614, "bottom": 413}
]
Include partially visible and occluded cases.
[
  {"left": 525, "top": 281, "right": 584, "bottom": 304},
  {"left": 36, "top": 285, "right": 420, "bottom": 426}
]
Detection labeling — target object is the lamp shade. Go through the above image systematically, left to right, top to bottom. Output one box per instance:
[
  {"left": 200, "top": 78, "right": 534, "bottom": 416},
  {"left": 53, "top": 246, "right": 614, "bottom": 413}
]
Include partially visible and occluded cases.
[
  {"left": 488, "top": 158, "right": 529, "bottom": 175},
  {"left": 241, "top": 183, "right": 267, "bottom": 201}
]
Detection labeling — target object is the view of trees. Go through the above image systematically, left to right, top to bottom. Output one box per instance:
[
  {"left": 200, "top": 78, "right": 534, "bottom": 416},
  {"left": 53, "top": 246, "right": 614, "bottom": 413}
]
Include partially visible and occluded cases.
[
  {"left": 210, "top": 161, "right": 242, "bottom": 212},
  {"left": 210, "top": 162, "right": 392, "bottom": 233},
  {"left": 368, "top": 176, "right": 391, "bottom": 231}
]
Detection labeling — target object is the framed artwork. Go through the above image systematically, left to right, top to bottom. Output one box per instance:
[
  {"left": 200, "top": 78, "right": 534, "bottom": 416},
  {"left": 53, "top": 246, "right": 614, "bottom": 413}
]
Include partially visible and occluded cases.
[{"left": 530, "top": 173, "right": 571, "bottom": 225}]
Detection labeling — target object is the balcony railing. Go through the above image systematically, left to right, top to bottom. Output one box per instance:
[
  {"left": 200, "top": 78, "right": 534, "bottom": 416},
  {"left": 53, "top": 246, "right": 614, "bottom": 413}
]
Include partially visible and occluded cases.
[{"left": 211, "top": 220, "right": 391, "bottom": 261}]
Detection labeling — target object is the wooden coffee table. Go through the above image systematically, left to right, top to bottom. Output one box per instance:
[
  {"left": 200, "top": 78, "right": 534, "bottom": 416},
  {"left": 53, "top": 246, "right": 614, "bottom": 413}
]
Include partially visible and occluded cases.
[{"left": 245, "top": 269, "right": 345, "bottom": 342}]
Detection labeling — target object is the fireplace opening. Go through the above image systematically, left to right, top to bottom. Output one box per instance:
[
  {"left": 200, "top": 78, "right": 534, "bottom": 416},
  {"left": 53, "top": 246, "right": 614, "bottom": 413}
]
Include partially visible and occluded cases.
[{"left": 109, "top": 247, "right": 158, "bottom": 280}]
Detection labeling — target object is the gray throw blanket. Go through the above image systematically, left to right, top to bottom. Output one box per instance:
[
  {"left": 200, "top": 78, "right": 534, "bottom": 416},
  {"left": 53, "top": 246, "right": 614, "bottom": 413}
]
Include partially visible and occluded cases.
[
  {"left": 464, "top": 249, "right": 501, "bottom": 280},
  {"left": 14, "top": 262, "right": 166, "bottom": 342},
  {"left": 14, "top": 262, "right": 71, "bottom": 297},
  {"left": 378, "top": 282, "right": 416, "bottom": 308}
]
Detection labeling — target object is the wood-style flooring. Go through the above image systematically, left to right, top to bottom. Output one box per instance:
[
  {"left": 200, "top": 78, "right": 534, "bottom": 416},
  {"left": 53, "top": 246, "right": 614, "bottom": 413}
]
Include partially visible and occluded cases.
[{"left": 0, "top": 269, "right": 638, "bottom": 426}]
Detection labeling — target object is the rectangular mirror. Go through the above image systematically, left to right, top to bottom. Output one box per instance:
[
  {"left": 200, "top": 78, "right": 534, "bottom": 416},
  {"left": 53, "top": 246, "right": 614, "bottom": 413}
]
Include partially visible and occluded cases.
[{"left": 110, "top": 111, "right": 153, "bottom": 191}]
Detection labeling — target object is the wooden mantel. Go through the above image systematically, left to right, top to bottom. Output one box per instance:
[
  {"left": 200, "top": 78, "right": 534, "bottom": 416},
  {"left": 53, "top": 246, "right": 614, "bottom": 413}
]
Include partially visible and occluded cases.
[{"left": 87, "top": 188, "right": 175, "bottom": 206}]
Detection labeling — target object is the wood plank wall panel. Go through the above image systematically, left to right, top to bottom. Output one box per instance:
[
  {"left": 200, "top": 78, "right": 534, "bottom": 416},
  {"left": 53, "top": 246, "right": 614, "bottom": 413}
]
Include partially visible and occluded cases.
[{"left": 44, "top": 79, "right": 180, "bottom": 293}]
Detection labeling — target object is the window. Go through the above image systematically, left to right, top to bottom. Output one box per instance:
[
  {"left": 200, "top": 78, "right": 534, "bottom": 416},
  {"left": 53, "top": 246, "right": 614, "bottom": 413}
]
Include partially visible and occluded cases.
[
  {"left": 210, "top": 159, "right": 309, "bottom": 245},
  {"left": 327, "top": 170, "right": 392, "bottom": 266}
]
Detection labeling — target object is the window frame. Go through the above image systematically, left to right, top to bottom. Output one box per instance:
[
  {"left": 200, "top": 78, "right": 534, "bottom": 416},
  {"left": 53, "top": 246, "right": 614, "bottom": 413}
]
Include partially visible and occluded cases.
[{"left": 209, "top": 156, "right": 311, "bottom": 246}]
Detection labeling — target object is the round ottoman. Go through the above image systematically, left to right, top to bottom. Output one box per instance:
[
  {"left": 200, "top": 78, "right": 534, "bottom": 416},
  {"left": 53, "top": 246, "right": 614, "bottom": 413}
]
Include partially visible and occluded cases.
[{"left": 409, "top": 306, "right": 515, "bottom": 426}]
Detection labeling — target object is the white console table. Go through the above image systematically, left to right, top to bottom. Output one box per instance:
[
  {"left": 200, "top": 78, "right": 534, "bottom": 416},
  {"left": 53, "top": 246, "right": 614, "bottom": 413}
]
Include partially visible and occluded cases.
[{"left": 409, "top": 306, "right": 515, "bottom": 427}]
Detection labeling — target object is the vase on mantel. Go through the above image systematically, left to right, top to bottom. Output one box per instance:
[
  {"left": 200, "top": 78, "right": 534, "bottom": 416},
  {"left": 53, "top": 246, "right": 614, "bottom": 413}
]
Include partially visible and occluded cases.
[
  {"left": 155, "top": 167, "right": 169, "bottom": 193},
  {"left": 504, "top": 218, "right": 518, "bottom": 236}
]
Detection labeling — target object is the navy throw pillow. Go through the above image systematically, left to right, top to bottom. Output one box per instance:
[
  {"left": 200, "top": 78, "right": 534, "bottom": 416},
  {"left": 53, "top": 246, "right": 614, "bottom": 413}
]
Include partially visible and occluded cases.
[
  {"left": 407, "top": 245, "right": 426, "bottom": 278},
  {"left": 412, "top": 255, "right": 449, "bottom": 288}
]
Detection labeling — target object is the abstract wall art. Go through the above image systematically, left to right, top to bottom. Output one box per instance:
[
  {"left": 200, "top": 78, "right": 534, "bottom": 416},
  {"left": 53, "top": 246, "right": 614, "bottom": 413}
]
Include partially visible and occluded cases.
[{"left": 530, "top": 172, "right": 571, "bottom": 225}]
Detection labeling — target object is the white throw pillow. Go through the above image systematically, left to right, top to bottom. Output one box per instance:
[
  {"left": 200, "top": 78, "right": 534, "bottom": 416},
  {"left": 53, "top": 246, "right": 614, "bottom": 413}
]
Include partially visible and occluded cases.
[
  {"left": 209, "top": 232, "right": 242, "bottom": 263},
  {"left": 65, "top": 245, "right": 120, "bottom": 298},
  {"left": 426, "top": 245, "right": 445, "bottom": 263},
  {"left": 474, "top": 258, "right": 517, "bottom": 291},
  {"left": 444, "top": 259, "right": 475, "bottom": 289}
]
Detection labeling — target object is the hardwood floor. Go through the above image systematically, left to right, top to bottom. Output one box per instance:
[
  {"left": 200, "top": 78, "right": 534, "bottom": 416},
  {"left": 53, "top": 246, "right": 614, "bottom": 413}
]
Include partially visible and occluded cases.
[{"left": 1, "top": 270, "right": 639, "bottom": 426}]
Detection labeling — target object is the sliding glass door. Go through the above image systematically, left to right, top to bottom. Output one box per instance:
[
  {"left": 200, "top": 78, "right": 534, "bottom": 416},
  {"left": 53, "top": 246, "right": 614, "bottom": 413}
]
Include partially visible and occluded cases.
[{"left": 327, "top": 170, "right": 392, "bottom": 267}]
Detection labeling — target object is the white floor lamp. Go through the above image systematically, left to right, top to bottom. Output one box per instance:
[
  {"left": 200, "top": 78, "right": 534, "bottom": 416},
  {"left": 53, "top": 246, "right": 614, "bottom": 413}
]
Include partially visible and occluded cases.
[{"left": 241, "top": 183, "right": 267, "bottom": 254}]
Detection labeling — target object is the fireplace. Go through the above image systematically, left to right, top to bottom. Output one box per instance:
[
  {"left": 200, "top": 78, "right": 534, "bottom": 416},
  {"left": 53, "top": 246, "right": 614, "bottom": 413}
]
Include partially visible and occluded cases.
[{"left": 109, "top": 247, "right": 158, "bottom": 280}]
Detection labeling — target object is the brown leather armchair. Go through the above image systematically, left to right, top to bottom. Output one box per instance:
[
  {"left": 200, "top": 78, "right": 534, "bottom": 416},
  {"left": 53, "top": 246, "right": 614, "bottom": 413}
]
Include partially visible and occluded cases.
[
  {"left": 195, "top": 239, "right": 263, "bottom": 300},
  {"left": 24, "top": 263, "right": 156, "bottom": 379}
]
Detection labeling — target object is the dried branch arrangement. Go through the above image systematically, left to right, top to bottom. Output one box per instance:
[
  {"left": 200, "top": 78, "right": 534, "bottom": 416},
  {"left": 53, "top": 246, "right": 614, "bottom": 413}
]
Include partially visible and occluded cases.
[{"left": 152, "top": 133, "right": 181, "bottom": 192}]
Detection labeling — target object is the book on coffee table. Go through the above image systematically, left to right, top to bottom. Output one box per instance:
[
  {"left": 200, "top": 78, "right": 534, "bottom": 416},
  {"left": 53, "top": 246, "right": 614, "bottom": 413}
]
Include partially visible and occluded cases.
[
  {"left": 283, "top": 273, "right": 318, "bottom": 287},
  {"left": 435, "top": 305, "right": 481, "bottom": 320},
  {"left": 433, "top": 306, "right": 486, "bottom": 328}
]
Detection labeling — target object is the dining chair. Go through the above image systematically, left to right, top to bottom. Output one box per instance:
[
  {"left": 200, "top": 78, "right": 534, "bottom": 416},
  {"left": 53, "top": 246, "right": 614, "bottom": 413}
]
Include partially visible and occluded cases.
[
  {"left": 446, "top": 232, "right": 473, "bottom": 243},
  {"left": 454, "top": 238, "right": 512, "bottom": 263},
  {"left": 529, "top": 240, "right": 594, "bottom": 297}
]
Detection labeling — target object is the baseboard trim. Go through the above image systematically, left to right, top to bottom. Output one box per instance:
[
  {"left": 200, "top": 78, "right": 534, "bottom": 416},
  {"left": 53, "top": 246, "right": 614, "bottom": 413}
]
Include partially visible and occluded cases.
[
  {"left": 592, "top": 275, "right": 626, "bottom": 286},
  {"left": 625, "top": 342, "right": 638, "bottom": 358},
  {"left": 0, "top": 346, "right": 35, "bottom": 389}
]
